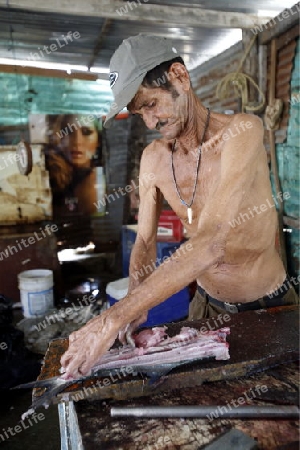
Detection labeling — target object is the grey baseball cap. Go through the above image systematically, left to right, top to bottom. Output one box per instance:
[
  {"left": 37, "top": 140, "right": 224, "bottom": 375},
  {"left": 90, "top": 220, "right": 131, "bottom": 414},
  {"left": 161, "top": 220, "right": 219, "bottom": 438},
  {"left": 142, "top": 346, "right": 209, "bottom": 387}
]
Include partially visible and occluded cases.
[{"left": 104, "top": 34, "right": 179, "bottom": 128}]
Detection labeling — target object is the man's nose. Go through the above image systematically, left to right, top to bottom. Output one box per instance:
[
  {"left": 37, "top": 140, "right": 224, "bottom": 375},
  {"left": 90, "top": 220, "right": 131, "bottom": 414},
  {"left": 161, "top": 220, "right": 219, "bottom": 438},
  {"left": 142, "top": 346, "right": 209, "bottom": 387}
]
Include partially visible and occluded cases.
[{"left": 143, "top": 112, "right": 158, "bottom": 130}]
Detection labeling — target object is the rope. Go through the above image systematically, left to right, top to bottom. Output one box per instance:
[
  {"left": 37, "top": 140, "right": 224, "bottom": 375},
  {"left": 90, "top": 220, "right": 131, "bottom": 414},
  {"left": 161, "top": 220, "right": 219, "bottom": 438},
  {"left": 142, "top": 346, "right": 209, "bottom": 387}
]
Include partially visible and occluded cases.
[{"left": 216, "top": 34, "right": 265, "bottom": 113}]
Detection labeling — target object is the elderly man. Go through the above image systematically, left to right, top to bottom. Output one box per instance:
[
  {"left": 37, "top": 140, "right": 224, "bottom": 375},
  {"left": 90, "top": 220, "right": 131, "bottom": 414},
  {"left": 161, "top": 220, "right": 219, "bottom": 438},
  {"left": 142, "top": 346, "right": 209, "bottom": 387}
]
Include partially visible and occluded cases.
[{"left": 61, "top": 34, "right": 298, "bottom": 379}]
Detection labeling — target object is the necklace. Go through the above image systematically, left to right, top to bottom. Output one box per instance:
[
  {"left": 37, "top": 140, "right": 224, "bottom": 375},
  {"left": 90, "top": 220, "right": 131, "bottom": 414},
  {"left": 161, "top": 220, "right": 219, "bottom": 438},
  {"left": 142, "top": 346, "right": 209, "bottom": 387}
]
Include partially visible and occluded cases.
[{"left": 171, "top": 108, "right": 210, "bottom": 225}]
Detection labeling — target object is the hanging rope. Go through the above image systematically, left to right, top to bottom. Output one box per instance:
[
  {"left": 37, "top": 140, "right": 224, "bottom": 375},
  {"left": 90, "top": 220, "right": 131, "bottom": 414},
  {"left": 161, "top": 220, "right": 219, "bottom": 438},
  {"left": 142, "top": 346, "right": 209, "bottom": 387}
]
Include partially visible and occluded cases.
[{"left": 216, "top": 34, "right": 265, "bottom": 113}]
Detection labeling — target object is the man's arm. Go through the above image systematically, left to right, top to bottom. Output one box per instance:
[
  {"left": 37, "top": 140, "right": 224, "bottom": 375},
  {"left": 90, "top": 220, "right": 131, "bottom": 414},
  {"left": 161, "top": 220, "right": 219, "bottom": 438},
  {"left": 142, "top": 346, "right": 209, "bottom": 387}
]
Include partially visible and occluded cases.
[
  {"left": 119, "top": 148, "right": 163, "bottom": 342},
  {"left": 128, "top": 149, "right": 164, "bottom": 291}
]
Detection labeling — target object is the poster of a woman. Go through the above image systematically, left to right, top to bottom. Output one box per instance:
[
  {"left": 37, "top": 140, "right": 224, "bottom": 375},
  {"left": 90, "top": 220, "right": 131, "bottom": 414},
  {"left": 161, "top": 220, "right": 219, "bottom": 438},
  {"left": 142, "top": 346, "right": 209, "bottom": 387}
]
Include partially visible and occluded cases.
[{"left": 45, "top": 114, "right": 103, "bottom": 217}]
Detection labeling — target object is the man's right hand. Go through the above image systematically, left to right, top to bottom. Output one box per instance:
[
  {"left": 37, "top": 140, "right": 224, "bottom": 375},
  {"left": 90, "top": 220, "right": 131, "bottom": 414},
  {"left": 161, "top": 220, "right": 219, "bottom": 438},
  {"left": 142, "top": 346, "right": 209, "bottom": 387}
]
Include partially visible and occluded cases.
[
  {"left": 60, "top": 306, "right": 122, "bottom": 379},
  {"left": 118, "top": 312, "right": 148, "bottom": 346}
]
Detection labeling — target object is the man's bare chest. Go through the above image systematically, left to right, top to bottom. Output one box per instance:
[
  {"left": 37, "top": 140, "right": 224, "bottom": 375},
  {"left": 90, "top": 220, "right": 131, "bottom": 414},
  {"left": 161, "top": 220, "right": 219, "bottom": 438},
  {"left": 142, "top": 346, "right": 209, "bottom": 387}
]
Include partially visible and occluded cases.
[{"left": 154, "top": 147, "right": 221, "bottom": 224}]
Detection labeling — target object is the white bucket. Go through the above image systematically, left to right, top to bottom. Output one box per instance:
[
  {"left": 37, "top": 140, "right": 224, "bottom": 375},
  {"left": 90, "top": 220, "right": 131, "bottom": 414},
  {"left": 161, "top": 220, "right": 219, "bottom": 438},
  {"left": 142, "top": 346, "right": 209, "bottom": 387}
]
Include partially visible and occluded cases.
[{"left": 18, "top": 269, "right": 54, "bottom": 318}]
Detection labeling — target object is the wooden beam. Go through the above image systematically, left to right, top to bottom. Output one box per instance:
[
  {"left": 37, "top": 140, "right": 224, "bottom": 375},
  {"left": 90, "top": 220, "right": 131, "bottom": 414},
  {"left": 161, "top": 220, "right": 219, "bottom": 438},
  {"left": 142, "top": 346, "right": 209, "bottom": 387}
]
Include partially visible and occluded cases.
[
  {"left": 0, "top": 0, "right": 272, "bottom": 29},
  {"left": 258, "top": 3, "right": 300, "bottom": 45},
  {"left": 87, "top": 19, "right": 112, "bottom": 70},
  {"left": 242, "top": 30, "right": 258, "bottom": 105},
  {"left": 258, "top": 44, "right": 267, "bottom": 108},
  {"left": 0, "top": 64, "right": 97, "bottom": 80},
  {"left": 0, "top": 125, "right": 22, "bottom": 131}
]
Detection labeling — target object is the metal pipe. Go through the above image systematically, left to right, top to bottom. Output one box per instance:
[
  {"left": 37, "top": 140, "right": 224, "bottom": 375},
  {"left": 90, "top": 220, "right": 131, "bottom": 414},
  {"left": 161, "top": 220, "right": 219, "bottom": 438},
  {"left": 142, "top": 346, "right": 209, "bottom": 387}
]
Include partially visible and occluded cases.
[{"left": 111, "top": 405, "right": 300, "bottom": 419}]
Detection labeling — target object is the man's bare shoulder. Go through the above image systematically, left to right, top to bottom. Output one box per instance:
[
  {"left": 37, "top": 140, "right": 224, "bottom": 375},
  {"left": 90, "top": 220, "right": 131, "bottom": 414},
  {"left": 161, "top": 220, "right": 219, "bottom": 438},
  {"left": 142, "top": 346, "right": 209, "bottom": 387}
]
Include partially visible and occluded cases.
[
  {"left": 221, "top": 113, "right": 264, "bottom": 155},
  {"left": 225, "top": 113, "right": 263, "bottom": 135},
  {"left": 142, "top": 138, "right": 171, "bottom": 159},
  {"left": 139, "top": 139, "right": 170, "bottom": 189},
  {"left": 140, "top": 139, "right": 171, "bottom": 176}
]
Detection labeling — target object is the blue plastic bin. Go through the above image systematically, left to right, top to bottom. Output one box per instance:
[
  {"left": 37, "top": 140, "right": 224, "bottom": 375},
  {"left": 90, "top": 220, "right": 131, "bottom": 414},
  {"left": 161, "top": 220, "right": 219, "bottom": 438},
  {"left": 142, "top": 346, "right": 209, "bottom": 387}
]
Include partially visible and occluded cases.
[
  {"left": 122, "top": 225, "right": 183, "bottom": 277},
  {"left": 122, "top": 225, "right": 138, "bottom": 277},
  {"left": 120, "top": 226, "right": 189, "bottom": 325},
  {"left": 106, "top": 277, "right": 189, "bottom": 327}
]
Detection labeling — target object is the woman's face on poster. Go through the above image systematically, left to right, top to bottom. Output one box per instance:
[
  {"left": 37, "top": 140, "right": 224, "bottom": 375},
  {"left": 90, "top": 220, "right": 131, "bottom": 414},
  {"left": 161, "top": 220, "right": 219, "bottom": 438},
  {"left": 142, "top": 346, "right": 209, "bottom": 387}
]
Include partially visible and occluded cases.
[{"left": 59, "top": 116, "right": 99, "bottom": 168}]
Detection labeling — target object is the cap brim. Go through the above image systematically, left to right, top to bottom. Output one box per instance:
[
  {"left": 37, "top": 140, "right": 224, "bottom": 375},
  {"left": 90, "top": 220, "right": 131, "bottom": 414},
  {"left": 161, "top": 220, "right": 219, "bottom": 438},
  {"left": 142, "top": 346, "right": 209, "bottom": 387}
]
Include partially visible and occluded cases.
[{"left": 104, "top": 75, "right": 145, "bottom": 128}]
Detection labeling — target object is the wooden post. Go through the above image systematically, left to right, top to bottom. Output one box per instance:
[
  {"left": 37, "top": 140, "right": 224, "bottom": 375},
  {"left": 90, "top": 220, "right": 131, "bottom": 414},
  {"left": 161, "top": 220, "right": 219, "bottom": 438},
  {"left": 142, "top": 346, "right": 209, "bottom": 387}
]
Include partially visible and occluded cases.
[
  {"left": 242, "top": 30, "right": 259, "bottom": 105},
  {"left": 268, "top": 39, "right": 287, "bottom": 269}
]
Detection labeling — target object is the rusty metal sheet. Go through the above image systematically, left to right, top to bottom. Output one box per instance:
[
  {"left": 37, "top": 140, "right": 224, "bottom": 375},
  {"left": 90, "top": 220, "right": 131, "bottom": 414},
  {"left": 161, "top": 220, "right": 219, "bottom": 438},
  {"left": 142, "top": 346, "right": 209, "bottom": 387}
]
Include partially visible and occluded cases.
[{"left": 34, "top": 306, "right": 299, "bottom": 405}]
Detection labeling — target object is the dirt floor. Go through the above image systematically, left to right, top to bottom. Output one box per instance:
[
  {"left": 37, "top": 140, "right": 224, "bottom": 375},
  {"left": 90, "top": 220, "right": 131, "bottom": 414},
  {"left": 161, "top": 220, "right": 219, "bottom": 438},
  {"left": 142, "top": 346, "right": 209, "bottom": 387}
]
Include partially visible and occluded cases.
[
  {"left": 0, "top": 306, "right": 60, "bottom": 450},
  {"left": 0, "top": 389, "right": 60, "bottom": 450}
]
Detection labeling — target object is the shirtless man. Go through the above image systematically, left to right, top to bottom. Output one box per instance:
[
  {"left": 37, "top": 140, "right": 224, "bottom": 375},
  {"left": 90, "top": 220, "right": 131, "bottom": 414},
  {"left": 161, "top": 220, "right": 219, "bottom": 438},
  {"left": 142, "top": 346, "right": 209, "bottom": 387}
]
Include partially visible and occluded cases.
[{"left": 61, "top": 34, "right": 298, "bottom": 379}]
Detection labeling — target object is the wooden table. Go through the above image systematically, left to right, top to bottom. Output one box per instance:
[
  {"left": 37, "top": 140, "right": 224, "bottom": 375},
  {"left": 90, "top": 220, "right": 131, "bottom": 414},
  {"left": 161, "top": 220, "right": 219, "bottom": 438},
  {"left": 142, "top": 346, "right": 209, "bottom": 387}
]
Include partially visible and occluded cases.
[
  {"left": 36, "top": 307, "right": 299, "bottom": 449},
  {"left": 58, "top": 361, "right": 299, "bottom": 449}
]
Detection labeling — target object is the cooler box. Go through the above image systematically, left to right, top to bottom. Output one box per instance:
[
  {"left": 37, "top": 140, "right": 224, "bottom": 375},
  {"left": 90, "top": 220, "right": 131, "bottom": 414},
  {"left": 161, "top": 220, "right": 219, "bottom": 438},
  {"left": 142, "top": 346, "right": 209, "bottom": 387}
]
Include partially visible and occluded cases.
[{"left": 106, "top": 277, "right": 189, "bottom": 327}]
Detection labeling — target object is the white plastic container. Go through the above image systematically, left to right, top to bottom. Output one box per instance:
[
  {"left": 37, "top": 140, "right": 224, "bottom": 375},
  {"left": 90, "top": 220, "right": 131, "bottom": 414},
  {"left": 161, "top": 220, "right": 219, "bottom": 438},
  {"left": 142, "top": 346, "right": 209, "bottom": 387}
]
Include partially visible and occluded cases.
[
  {"left": 18, "top": 269, "right": 54, "bottom": 318},
  {"left": 105, "top": 277, "right": 190, "bottom": 328},
  {"left": 106, "top": 277, "right": 129, "bottom": 304}
]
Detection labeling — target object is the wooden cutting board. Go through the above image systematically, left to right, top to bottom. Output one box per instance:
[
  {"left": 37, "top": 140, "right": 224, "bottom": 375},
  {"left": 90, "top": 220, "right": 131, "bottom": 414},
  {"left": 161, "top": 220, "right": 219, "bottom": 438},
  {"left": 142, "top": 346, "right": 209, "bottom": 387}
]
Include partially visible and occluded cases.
[{"left": 35, "top": 306, "right": 299, "bottom": 403}]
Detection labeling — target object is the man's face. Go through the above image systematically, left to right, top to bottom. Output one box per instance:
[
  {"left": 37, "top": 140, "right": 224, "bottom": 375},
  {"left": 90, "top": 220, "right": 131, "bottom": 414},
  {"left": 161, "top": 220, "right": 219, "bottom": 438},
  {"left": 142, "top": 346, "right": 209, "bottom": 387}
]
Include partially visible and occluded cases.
[{"left": 128, "top": 84, "right": 188, "bottom": 140}]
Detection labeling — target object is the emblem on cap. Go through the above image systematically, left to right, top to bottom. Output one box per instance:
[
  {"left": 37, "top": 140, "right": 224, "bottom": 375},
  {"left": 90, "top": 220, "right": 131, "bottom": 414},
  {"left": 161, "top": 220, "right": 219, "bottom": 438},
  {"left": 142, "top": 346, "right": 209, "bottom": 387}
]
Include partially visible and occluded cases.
[{"left": 109, "top": 72, "right": 119, "bottom": 88}]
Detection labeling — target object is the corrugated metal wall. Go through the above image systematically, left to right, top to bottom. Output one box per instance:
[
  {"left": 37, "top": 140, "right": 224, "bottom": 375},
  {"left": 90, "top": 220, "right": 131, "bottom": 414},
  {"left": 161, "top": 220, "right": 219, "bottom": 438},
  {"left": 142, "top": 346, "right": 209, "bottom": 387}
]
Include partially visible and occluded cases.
[
  {"left": 274, "top": 38, "right": 298, "bottom": 143},
  {"left": 276, "top": 38, "right": 300, "bottom": 278},
  {"left": 190, "top": 41, "right": 243, "bottom": 113},
  {"left": 0, "top": 73, "right": 112, "bottom": 130}
]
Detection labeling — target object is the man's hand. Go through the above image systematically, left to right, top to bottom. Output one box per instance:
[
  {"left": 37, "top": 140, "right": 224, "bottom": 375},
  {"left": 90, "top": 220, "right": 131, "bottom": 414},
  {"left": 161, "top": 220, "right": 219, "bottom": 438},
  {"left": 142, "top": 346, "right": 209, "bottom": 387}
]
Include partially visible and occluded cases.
[
  {"left": 60, "top": 307, "right": 122, "bottom": 379},
  {"left": 118, "top": 312, "right": 148, "bottom": 346}
]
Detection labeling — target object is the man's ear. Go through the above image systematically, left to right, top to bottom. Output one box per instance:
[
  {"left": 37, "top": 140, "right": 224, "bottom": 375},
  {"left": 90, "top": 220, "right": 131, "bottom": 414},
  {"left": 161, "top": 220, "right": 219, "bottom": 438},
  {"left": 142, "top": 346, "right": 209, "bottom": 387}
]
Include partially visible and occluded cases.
[{"left": 168, "top": 63, "right": 191, "bottom": 91}]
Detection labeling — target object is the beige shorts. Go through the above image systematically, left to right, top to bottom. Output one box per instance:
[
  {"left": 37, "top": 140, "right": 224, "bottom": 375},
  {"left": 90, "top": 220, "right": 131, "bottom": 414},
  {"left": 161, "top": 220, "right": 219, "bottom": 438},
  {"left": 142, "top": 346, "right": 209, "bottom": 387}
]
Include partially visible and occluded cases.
[{"left": 188, "top": 283, "right": 299, "bottom": 320}]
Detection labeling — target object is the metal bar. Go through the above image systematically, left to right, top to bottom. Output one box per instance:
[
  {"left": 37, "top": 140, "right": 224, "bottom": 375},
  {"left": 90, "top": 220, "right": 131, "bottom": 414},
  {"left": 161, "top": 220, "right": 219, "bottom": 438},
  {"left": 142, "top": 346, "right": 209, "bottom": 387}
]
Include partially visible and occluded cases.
[
  {"left": 0, "top": 65, "right": 97, "bottom": 81},
  {"left": 58, "top": 401, "right": 84, "bottom": 450},
  {"left": 58, "top": 403, "right": 70, "bottom": 450},
  {"left": 111, "top": 405, "right": 300, "bottom": 419}
]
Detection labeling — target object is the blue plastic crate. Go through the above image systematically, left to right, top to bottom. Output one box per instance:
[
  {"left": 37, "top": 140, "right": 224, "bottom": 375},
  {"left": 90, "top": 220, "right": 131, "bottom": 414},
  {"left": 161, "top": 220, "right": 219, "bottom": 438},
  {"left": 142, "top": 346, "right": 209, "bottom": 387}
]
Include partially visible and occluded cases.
[
  {"left": 122, "top": 225, "right": 183, "bottom": 276},
  {"left": 122, "top": 225, "right": 138, "bottom": 277},
  {"left": 120, "top": 227, "right": 189, "bottom": 325},
  {"left": 156, "top": 241, "right": 182, "bottom": 263},
  {"left": 107, "top": 278, "right": 189, "bottom": 327},
  {"left": 140, "top": 288, "right": 189, "bottom": 326}
]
